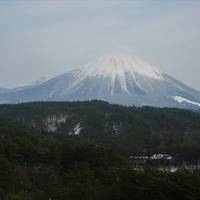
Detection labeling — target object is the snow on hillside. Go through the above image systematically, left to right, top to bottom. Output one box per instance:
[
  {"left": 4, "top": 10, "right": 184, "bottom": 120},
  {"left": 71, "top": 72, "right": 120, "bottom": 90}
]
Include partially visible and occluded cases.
[{"left": 173, "top": 96, "right": 200, "bottom": 107}]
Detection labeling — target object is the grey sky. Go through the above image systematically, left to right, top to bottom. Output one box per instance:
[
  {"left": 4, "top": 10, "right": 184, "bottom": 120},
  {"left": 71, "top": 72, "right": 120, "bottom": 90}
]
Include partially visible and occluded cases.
[{"left": 0, "top": 1, "right": 200, "bottom": 90}]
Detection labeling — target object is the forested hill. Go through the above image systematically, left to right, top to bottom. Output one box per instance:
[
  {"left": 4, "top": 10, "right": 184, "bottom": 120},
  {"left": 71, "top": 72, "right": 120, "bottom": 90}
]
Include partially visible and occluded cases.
[
  {"left": 0, "top": 100, "right": 200, "bottom": 159},
  {"left": 1, "top": 101, "right": 200, "bottom": 199}
]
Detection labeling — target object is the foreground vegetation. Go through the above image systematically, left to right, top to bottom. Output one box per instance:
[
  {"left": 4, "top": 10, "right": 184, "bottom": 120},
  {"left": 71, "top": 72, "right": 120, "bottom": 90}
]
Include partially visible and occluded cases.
[
  {"left": 0, "top": 101, "right": 200, "bottom": 199},
  {"left": 1, "top": 129, "right": 200, "bottom": 200}
]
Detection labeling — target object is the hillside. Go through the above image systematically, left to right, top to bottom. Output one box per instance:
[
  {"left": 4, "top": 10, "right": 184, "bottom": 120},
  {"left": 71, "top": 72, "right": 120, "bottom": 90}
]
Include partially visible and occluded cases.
[
  {"left": 0, "top": 100, "right": 200, "bottom": 161},
  {"left": 1, "top": 101, "right": 200, "bottom": 199}
]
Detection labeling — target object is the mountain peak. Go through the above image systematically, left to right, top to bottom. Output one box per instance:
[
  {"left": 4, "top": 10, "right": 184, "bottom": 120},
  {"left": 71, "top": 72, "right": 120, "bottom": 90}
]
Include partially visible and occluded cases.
[
  {"left": 67, "top": 53, "right": 164, "bottom": 96},
  {"left": 82, "top": 53, "right": 163, "bottom": 80}
]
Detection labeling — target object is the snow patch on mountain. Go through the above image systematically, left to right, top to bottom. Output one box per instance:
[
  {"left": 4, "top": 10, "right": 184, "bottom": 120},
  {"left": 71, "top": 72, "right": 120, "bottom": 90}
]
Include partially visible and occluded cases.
[
  {"left": 173, "top": 96, "right": 200, "bottom": 107},
  {"left": 44, "top": 114, "right": 68, "bottom": 132},
  {"left": 112, "top": 122, "right": 121, "bottom": 135},
  {"left": 69, "top": 123, "right": 82, "bottom": 135},
  {"left": 74, "top": 123, "right": 82, "bottom": 135}
]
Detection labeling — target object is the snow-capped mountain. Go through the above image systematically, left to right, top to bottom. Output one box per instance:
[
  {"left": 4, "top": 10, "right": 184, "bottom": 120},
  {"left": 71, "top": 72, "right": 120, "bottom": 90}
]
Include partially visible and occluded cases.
[{"left": 0, "top": 54, "right": 199, "bottom": 109}]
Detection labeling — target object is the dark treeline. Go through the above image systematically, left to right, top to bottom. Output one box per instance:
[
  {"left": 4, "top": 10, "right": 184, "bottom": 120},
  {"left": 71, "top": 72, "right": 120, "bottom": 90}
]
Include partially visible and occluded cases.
[
  {"left": 0, "top": 101, "right": 200, "bottom": 199},
  {"left": 0, "top": 101, "right": 200, "bottom": 162},
  {"left": 1, "top": 126, "right": 200, "bottom": 200}
]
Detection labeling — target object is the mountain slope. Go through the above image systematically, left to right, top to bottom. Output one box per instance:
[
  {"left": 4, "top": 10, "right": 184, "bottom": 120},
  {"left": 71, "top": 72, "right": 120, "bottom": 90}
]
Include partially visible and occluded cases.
[
  {"left": 0, "top": 54, "right": 199, "bottom": 109},
  {"left": 0, "top": 101, "right": 200, "bottom": 156},
  {"left": 1, "top": 101, "right": 200, "bottom": 199}
]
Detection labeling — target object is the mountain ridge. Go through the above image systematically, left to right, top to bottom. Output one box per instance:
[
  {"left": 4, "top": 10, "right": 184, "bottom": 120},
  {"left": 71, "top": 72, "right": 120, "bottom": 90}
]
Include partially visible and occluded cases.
[
  {"left": 0, "top": 54, "right": 199, "bottom": 109},
  {"left": 0, "top": 100, "right": 200, "bottom": 155}
]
